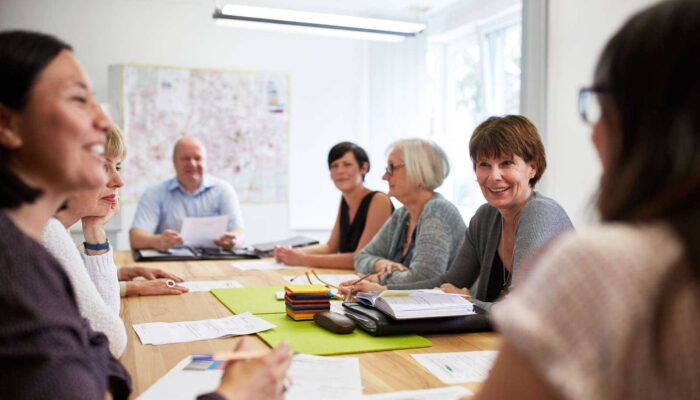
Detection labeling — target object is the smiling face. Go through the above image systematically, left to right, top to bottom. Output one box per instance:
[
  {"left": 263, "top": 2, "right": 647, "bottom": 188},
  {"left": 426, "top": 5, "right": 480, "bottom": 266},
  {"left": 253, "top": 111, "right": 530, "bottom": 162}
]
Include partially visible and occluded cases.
[
  {"left": 5, "top": 50, "right": 110, "bottom": 196},
  {"left": 173, "top": 137, "right": 205, "bottom": 189},
  {"left": 382, "top": 147, "right": 411, "bottom": 201},
  {"left": 329, "top": 151, "right": 367, "bottom": 192},
  {"left": 476, "top": 154, "right": 535, "bottom": 213},
  {"left": 68, "top": 156, "right": 124, "bottom": 218}
]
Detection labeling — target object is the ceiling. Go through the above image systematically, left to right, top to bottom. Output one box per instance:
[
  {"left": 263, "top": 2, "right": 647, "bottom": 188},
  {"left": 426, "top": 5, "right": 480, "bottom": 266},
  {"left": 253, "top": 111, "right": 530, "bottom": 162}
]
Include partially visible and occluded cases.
[{"left": 211, "top": 0, "right": 463, "bottom": 21}]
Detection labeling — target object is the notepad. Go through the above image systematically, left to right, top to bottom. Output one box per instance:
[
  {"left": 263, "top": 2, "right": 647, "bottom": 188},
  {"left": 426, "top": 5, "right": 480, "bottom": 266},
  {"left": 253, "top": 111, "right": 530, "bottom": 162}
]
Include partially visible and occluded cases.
[
  {"left": 356, "top": 290, "right": 475, "bottom": 320},
  {"left": 256, "top": 313, "right": 432, "bottom": 355}
]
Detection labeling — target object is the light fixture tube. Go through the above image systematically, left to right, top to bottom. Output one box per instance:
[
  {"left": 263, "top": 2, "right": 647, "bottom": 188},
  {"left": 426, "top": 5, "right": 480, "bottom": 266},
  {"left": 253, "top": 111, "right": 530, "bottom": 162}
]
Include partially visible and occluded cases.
[{"left": 214, "top": 4, "right": 426, "bottom": 39}]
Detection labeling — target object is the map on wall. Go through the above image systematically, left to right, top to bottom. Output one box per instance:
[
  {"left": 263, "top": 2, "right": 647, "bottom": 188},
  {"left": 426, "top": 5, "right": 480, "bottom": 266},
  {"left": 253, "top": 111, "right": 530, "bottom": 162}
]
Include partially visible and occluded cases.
[{"left": 109, "top": 64, "right": 289, "bottom": 204}]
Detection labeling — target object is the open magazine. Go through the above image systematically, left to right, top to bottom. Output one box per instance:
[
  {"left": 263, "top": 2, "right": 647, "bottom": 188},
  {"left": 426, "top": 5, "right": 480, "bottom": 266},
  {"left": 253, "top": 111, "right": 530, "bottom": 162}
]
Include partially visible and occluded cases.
[{"left": 356, "top": 290, "right": 475, "bottom": 320}]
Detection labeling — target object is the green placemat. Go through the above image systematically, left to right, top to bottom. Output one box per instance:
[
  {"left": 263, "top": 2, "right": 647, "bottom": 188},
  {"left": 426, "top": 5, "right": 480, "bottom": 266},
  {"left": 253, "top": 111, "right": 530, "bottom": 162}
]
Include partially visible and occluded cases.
[
  {"left": 212, "top": 287, "right": 284, "bottom": 315},
  {"left": 256, "top": 313, "right": 432, "bottom": 355}
]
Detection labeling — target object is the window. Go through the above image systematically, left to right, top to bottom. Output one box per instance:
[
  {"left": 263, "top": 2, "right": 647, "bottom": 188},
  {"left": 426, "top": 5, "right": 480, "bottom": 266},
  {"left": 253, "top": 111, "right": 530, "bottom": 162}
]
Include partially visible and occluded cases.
[{"left": 427, "top": 10, "right": 522, "bottom": 221}]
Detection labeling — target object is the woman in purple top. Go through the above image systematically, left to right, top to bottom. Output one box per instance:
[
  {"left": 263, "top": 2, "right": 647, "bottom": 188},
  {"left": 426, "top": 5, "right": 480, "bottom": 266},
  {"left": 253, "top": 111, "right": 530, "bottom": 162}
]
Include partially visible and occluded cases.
[{"left": 0, "top": 30, "right": 291, "bottom": 400}]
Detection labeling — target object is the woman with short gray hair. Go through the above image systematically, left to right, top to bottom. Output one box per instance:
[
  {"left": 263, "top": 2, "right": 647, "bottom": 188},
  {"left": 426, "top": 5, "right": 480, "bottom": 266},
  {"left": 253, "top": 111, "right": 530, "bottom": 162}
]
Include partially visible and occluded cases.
[{"left": 350, "top": 138, "right": 466, "bottom": 287}]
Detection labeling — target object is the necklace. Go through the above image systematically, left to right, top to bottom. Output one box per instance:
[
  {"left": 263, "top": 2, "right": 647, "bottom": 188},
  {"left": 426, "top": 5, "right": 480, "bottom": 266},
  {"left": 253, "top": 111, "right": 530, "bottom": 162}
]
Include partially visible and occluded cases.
[{"left": 499, "top": 215, "right": 516, "bottom": 294}]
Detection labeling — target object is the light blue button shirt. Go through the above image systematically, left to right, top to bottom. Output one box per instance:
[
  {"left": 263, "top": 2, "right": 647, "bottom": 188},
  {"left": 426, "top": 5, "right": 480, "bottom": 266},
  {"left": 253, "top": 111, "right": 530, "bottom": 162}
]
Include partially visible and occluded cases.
[{"left": 131, "top": 175, "right": 244, "bottom": 234}]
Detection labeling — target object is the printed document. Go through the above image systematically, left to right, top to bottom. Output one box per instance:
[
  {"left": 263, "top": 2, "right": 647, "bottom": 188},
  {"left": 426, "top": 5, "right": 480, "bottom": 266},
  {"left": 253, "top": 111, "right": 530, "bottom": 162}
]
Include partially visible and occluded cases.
[
  {"left": 180, "top": 215, "right": 228, "bottom": 247},
  {"left": 283, "top": 273, "right": 359, "bottom": 287},
  {"left": 180, "top": 280, "right": 243, "bottom": 292},
  {"left": 357, "top": 290, "right": 475, "bottom": 319},
  {"left": 133, "top": 312, "right": 275, "bottom": 345},
  {"left": 411, "top": 351, "right": 498, "bottom": 383}
]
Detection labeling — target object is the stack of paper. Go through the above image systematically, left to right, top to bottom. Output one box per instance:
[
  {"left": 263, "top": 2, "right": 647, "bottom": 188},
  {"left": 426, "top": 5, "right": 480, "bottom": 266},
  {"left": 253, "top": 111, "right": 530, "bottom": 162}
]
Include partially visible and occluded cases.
[
  {"left": 285, "top": 285, "right": 333, "bottom": 320},
  {"left": 357, "top": 290, "right": 475, "bottom": 320},
  {"left": 133, "top": 312, "right": 275, "bottom": 345}
]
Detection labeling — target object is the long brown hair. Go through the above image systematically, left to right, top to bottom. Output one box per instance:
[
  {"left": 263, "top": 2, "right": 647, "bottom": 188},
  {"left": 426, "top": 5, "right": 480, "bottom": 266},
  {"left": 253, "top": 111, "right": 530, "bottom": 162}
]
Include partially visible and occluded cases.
[{"left": 594, "top": 0, "right": 700, "bottom": 267}]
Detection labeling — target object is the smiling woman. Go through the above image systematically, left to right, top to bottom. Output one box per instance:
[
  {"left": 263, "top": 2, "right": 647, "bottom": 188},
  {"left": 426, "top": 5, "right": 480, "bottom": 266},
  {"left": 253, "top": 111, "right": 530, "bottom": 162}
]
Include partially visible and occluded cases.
[{"left": 274, "top": 141, "right": 393, "bottom": 269}]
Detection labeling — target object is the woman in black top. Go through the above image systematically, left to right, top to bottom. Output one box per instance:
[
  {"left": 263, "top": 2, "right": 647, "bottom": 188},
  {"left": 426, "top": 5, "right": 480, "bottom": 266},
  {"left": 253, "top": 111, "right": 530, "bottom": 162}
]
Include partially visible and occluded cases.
[
  {"left": 0, "top": 30, "right": 291, "bottom": 400},
  {"left": 275, "top": 142, "right": 393, "bottom": 269}
]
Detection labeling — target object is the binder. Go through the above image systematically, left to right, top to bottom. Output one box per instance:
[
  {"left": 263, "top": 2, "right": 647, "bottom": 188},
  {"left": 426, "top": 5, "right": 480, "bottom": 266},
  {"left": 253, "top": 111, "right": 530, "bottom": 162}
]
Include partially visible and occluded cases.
[{"left": 133, "top": 246, "right": 260, "bottom": 262}]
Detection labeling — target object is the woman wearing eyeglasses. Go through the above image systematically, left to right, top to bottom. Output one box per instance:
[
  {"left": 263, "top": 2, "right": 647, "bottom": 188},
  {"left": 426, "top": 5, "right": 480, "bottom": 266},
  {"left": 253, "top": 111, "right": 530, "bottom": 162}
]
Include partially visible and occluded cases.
[
  {"left": 473, "top": 1, "right": 700, "bottom": 398},
  {"left": 351, "top": 138, "right": 466, "bottom": 286},
  {"left": 274, "top": 142, "right": 393, "bottom": 269}
]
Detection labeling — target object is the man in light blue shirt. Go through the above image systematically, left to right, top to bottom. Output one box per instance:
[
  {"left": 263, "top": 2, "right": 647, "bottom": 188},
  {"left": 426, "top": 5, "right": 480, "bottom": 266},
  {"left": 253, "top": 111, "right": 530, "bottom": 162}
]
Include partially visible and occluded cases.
[{"left": 129, "top": 137, "right": 244, "bottom": 250}]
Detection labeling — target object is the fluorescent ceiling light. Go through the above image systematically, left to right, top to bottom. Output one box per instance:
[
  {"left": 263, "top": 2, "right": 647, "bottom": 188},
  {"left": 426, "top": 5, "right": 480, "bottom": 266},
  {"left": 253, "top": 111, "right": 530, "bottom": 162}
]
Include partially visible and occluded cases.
[{"left": 214, "top": 4, "right": 426, "bottom": 41}]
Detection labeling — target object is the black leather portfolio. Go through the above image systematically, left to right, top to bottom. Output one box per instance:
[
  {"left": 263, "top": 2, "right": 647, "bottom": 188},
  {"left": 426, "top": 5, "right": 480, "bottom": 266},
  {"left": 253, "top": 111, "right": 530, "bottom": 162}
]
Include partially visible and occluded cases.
[{"left": 342, "top": 302, "right": 491, "bottom": 336}]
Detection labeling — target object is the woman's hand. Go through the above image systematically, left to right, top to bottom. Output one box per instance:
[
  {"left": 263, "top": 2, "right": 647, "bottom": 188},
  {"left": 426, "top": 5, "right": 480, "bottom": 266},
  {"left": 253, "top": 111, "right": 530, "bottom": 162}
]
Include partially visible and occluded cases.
[
  {"left": 82, "top": 196, "right": 120, "bottom": 234},
  {"left": 274, "top": 245, "right": 307, "bottom": 266},
  {"left": 373, "top": 259, "right": 408, "bottom": 277},
  {"left": 119, "top": 266, "right": 184, "bottom": 282},
  {"left": 338, "top": 275, "right": 386, "bottom": 300},
  {"left": 125, "top": 279, "right": 188, "bottom": 296},
  {"left": 440, "top": 283, "right": 471, "bottom": 298},
  {"left": 215, "top": 338, "right": 293, "bottom": 400}
]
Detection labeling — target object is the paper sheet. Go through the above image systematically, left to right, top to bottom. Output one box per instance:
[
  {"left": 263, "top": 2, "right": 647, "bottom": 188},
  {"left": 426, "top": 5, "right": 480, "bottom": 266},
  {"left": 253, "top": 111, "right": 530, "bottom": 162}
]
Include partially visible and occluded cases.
[
  {"left": 180, "top": 215, "right": 228, "bottom": 247},
  {"left": 231, "top": 259, "right": 306, "bottom": 271},
  {"left": 180, "top": 280, "right": 243, "bottom": 292},
  {"left": 133, "top": 312, "right": 275, "bottom": 345},
  {"left": 411, "top": 351, "right": 498, "bottom": 384},
  {"left": 139, "top": 354, "right": 362, "bottom": 400},
  {"left": 286, "top": 355, "right": 362, "bottom": 400},
  {"left": 364, "top": 386, "right": 472, "bottom": 399}
]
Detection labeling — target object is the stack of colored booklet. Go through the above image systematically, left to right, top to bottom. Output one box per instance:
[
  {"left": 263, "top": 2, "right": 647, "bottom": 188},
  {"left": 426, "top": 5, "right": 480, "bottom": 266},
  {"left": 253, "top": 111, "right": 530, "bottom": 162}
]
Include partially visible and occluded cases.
[{"left": 285, "top": 285, "right": 332, "bottom": 321}]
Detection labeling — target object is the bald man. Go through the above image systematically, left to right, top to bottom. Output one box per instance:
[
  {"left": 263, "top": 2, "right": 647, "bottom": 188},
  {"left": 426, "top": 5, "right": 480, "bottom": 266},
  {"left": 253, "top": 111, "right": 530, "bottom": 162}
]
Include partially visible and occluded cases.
[{"left": 130, "top": 137, "right": 244, "bottom": 251}]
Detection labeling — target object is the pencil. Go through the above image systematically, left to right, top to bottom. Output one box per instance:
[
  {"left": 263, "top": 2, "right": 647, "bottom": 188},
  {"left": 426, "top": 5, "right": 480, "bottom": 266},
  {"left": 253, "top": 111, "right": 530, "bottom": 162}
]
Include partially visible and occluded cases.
[{"left": 191, "top": 350, "right": 269, "bottom": 362}]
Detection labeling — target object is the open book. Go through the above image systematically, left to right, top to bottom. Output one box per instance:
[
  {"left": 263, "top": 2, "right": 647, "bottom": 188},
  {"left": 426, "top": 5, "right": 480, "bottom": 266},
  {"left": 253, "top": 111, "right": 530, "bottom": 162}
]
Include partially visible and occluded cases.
[{"left": 356, "top": 290, "right": 475, "bottom": 320}]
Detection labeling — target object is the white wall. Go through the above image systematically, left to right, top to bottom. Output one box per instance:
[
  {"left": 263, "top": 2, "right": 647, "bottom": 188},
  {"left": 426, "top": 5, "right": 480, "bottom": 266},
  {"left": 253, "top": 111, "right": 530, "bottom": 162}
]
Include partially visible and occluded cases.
[
  {"left": 0, "top": 0, "right": 370, "bottom": 248},
  {"left": 545, "top": 0, "right": 657, "bottom": 227}
]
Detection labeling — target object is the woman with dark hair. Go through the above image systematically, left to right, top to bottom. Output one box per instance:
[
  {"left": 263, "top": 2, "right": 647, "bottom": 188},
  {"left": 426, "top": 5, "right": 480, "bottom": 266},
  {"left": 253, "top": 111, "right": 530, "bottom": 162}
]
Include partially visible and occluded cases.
[
  {"left": 473, "top": 1, "right": 700, "bottom": 399},
  {"left": 0, "top": 30, "right": 291, "bottom": 399},
  {"left": 275, "top": 141, "right": 393, "bottom": 269}
]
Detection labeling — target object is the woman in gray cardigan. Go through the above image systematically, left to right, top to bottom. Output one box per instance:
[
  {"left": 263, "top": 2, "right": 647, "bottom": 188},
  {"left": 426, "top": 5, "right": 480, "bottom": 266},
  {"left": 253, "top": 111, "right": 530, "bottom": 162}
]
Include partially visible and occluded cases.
[
  {"left": 346, "top": 116, "right": 572, "bottom": 312},
  {"left": 396, "top": 116, "right": 572, "bottom": 311},
  {"left": 352, "top": 138, "right": 466, "bottom": 286}
]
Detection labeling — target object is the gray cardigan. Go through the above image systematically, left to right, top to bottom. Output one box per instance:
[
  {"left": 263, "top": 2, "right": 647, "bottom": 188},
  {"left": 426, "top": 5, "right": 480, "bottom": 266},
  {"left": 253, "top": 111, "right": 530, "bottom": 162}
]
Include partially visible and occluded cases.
[
  {"left": 354, "top": 192, "right": 466, "bottom": 286},
  {"left": 388, "top": 192, "right": 573, "bottom": 311}
]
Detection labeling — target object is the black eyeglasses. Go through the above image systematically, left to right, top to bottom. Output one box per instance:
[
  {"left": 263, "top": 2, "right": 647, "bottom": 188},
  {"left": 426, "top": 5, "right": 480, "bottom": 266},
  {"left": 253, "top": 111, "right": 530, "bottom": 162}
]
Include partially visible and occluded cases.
[
  {"left": 578, "top": 87, "right": 608, "bottom": 125},
  {"left": 385, "top": 162, "right": 405, "bottom": 176}
]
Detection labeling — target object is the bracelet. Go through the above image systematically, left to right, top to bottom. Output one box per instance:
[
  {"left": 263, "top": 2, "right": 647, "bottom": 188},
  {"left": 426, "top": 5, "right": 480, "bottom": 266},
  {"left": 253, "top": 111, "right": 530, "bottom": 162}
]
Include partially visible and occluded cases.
[{"left": 84, "top": 238, "right": 110, "bottom": 251}]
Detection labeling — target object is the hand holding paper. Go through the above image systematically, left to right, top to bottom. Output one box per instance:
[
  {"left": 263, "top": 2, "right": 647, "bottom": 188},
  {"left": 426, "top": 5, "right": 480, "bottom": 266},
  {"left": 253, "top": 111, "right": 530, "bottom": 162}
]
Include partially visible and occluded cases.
[{"left": 180, "top": 215, "right": 228, "bottom": 248}]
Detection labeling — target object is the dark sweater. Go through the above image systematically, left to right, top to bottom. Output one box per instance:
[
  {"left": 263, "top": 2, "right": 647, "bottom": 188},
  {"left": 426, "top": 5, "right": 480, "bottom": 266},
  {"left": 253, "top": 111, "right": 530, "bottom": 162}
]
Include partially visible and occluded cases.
[{"left": 0, "top": 211, "right": 131, "bottom": 399}]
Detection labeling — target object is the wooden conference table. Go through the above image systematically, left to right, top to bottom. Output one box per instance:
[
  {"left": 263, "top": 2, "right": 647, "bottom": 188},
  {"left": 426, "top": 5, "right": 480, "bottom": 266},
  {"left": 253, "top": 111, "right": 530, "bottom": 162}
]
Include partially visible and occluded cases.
[{"left": 115, "top": 252, "right": 500, "bottom": 397}]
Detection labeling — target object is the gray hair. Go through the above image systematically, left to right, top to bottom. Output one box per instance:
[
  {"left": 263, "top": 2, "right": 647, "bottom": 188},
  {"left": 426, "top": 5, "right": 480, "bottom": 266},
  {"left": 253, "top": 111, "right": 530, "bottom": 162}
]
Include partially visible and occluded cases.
[{"left": 388, "top": 138, "right": 450, "bottom": 190}]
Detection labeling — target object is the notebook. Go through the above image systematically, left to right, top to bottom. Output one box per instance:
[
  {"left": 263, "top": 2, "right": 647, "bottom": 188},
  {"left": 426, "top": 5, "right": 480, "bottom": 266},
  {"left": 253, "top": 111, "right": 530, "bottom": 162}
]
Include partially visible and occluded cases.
[{"left": 356, "top": 290, "right": 475, "bottom": 320}]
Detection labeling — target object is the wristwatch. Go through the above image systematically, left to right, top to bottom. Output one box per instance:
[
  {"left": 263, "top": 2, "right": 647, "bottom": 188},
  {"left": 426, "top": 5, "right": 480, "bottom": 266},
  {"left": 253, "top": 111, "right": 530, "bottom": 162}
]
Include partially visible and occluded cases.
[{"left": 84, "top": 238, "right": 110, "bottom": 251}]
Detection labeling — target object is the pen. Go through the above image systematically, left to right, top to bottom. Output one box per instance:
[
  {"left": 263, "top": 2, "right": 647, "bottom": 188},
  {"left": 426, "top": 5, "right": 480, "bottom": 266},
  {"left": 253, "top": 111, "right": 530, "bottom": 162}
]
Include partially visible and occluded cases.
[
  {"left": 343, "top": 273, "right": 376, "bottom": 302},
  {"left": 192, "top": 350, "right": 269, "bottom": 362}
]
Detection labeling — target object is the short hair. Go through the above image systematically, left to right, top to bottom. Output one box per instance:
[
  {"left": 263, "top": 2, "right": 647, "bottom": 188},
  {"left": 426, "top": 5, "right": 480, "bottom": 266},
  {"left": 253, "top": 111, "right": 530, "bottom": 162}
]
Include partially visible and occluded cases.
[
  {"left": 592, "top": 0, "right": 700, "bottom": 266},
  {"left": 0, "top": 30, "right": 72, "bottom": 209},
  {"left": 469, "top": 115, "right": 547, "bottom": 188},
  {"left": 105, "top": 125, "right": 126, "bottom": 161},
  {"left": 388, "top": 138, "right": 450, "bottom": 190},
  {"left": 327, "top": 142, "right": 370, "bottom": 180}
]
